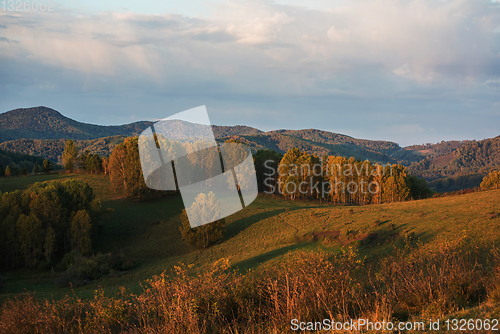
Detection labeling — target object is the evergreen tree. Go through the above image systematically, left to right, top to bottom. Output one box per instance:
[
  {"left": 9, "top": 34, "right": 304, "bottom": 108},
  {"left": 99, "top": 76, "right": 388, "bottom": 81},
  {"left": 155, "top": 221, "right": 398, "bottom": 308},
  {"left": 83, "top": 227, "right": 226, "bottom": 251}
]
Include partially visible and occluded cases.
[
  {"left": 253, "top": 149, "right": 283, "bottom": 193},
  {"left": 42, "top": 160, "right": 53, "bottom": 173},
  {"left": 32, "top": 162, "right": 40, "bottom": 174},
  {"left": 70, "top": 210, "right": 92, "bottom": 255},
  {"left": 16, "top": 214, "right": 43, "bottom": 268}
]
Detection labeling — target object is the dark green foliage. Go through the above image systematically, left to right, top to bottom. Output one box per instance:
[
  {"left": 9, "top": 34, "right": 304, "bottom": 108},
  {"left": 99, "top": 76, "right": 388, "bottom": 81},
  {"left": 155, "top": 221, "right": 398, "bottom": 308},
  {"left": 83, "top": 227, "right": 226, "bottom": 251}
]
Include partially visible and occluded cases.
[
  {"left": 0, "top": 148, "right": 53, "bottom": 177},
  {"left": 253, "top": 149, "right": 283, "bottom": 193},
  {"left": 75, "top": 150, "right": 103, "bottom": 173},
  {"left": 42, "top": 160, "right": 53, "bottom": 173},
  {"left": 32, "top": 162, "right": 39, "bottom": 174},
  {"left": 428, "top": 173, "right": 485, "bottom": 192},
  {"left": 405, "top": 175, "right": 432, "bottom": 200},
  {"left": 0, "top": 180, "right": 102, "bottom": 268},
  {"left": 180, "top": 214, "right": 225, "bottom": 249},
  {"left": 55, "top": 251, "right": 134, "bottom": 287}
]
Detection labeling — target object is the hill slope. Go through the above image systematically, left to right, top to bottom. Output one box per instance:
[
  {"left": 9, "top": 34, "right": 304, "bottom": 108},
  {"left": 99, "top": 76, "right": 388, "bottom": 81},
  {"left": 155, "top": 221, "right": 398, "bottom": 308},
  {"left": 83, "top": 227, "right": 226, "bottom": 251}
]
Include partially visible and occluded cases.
[
  {"left": 0, "top": 106, "right": 153, "bottom": 142},
  {"left": 0, "top": 106, "right": 401, "bottom": 163},
  {"left": 0, "top": 136, "right": 127, "bottom": 162}
]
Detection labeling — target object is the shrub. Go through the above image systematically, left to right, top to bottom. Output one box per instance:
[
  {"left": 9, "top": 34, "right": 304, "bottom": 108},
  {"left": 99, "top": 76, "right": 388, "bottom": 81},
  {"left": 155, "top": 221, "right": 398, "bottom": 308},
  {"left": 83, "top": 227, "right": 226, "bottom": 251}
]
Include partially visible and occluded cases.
[
  {"left": 179, "top": 209, "right": 225, "bottom": 248},
  {"left": 55, "top": 251, "right": 134, "bottom": 287}
]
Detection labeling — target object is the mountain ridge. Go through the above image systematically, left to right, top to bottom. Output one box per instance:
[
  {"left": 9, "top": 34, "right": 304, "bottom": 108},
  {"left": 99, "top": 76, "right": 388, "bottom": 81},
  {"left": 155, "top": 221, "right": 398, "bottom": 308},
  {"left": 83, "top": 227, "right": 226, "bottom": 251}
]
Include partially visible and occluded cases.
[{"left": 0, "top": 106, "right": 402, "bottom": 163}]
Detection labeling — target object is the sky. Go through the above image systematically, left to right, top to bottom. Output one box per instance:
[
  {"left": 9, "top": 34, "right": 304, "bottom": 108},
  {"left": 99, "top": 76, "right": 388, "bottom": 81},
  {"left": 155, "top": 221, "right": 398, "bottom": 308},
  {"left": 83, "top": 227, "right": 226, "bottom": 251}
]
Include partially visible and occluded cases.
[{"left": 0, "top": 0, "right": 499, "bottom": 146}]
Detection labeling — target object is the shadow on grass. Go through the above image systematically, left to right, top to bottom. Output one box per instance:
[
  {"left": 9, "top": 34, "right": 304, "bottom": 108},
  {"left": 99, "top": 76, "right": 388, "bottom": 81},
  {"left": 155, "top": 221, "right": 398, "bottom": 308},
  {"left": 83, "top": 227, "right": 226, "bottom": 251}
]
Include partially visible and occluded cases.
[
  {"left": 93, "top": 195, "right": 189, "bottom": 259},
  {"left": 225, "top": 209, "right": 288, "bottom": 239},
  {"left": 231, "top": 242, "right": 314, "bottom": 272}
]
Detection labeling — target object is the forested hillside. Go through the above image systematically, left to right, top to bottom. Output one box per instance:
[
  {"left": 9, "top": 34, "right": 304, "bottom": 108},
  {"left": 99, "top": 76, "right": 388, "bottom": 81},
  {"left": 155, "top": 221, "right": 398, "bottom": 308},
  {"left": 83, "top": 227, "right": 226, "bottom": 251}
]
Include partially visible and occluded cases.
[
  {"left": 0, "top": 107, "right": 152, "bottom": 142},
  {"left": 0, "top": 107, "right": 402, "bottom": 163},
  {"left": 216, "top": 131, "right": 399, "bottom": 163},
  {"left": 0, "top": 136, "right": 126, "bottom": 162},
  {"left": 0, "top": 149, "right": 56, "bottom": 176}
]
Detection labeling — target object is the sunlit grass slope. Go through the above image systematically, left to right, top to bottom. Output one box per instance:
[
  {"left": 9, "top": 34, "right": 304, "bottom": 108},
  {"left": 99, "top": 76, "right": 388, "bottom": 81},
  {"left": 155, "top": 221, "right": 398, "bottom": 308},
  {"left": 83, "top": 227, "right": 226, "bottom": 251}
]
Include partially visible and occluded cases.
[{"left": 0, "top": 172, "right": 499, "bottom": 302}]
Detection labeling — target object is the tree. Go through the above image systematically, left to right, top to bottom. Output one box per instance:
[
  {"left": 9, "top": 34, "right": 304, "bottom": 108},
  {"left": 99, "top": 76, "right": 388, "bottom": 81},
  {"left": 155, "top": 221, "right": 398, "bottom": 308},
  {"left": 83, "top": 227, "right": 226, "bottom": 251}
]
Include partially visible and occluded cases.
[
  {"left": 109, "top": 137, "right": 145, "bottom": 198},
  {"left": 62, "top": 140, "right": 79, "bottom": 171},
  {"left": 278, "top": 148, "right": 322, "bottom": 200},
  {"left": 253, "top": 149, "right": 283, "bottom": 194},
  {"left": 87, "top": 154, "right": 102, "bottom": 173},
  {"left": 102, "top": 156, "right": 109, "bottom": 175},
  {"left": 42, "top": 160, "right": 53, "bottom": 173},
  {"left": 32, "top": 162, "right": 40, "bottom": 174},
  {"left": 0, "top": 164, "right": 3, "bottom": 177},
  {"left": 4, "top": 166, "right": 11, "bottom": 177},
  {"left": 21, "top": 166, "right": 29, "bottom": 176},
  {"left": 480, "top": 171, "right": 500, "bottom": 190},
  {"left": 406, "top": 175, "right": 432, "bottom": 200},
  {"left": 0, "top": 180, "right": 102, "bottom": 269},
  {"left": 179, "top": 192, "right": 226, "bottom": 248},
  {"left": 70, "top": 210, "right": 93, "bottom": 255},
  {"left": 16, "top": 214, "right": 43, "bottom": 267},
  {"left": 44, "top": 225, "right": 56, "bottom": 262}
]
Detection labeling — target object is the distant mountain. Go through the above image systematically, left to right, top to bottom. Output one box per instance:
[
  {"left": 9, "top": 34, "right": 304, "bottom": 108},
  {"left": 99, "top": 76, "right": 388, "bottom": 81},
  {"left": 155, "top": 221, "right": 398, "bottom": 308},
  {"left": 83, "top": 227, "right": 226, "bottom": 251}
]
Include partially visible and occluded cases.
[
  {"left": 0, "top": 106, "right": 153, "bottom": 142},
  {"left": 0, "top": 106, "right": 402, "bottom": 163},
  {"left": 216, "top": 130, "right": 400, "bottom": 163},
  {"left": 406, "top": 136, "right": 500, "bottom": 192},
  {"left": 391, "top": 140, "right": 473, "bottom": 164}
]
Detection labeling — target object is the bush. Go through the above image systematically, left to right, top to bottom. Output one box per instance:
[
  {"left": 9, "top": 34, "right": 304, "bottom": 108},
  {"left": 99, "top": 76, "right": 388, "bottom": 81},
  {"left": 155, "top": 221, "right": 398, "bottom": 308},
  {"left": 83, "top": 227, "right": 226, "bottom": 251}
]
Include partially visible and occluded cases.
[
  {"left": 179, "top": 209, "right": 225, "bottom": 248},
  {"left": 55, "top": 251, "right": 134, "bottom": 287}
]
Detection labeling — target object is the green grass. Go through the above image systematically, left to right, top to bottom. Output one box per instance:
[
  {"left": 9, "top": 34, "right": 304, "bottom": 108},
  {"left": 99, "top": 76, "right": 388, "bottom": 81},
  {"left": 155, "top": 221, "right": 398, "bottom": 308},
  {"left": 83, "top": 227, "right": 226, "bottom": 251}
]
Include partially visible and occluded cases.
[{"left": 1, "top": 172, "right": 500, "bottom": 304}]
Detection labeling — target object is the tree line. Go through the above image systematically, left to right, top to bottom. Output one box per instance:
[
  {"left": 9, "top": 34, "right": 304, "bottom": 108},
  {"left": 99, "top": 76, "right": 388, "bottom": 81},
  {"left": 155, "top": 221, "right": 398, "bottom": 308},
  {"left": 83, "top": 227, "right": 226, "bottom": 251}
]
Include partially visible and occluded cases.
[
  {"left": 74, "top": 138, "right": 430, "bottom": 204},
  {"left": 256, "top": 147, "right": 430, "bottom": 204},
  {"left": 0, "top": 148, "right": 55, "bottom": 177},
  {"left": 0, "top": 180, "right": 102, "bottom": 269}
]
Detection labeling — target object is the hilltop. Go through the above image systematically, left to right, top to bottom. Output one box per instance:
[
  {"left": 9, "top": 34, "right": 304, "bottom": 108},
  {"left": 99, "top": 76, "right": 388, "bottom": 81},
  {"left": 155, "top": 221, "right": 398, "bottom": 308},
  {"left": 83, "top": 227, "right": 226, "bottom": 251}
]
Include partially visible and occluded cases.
[
  {"left": 0, "top": 106, "right": 401, "bottom": 163},
  {"left": 0, "top": 106, "right": 153, "bottom": 142}
]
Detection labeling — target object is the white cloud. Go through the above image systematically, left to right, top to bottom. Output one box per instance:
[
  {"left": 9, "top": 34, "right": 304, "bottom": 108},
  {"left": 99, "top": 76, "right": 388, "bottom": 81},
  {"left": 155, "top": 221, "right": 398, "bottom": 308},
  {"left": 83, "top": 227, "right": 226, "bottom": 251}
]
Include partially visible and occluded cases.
[
  {"left": 0, "top": 0, "right": 499, "bottom": 147},
  {"left": 327, "top": 26, "right": 350, "bottom": 43}
]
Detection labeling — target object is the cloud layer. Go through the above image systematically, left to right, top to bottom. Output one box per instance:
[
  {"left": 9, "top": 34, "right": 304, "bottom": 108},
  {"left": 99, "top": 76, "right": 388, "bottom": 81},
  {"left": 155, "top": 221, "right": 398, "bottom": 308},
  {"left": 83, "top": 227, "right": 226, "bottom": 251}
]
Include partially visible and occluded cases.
[{"left": 0, "top": 0, "right": 499, "bottom": 145}]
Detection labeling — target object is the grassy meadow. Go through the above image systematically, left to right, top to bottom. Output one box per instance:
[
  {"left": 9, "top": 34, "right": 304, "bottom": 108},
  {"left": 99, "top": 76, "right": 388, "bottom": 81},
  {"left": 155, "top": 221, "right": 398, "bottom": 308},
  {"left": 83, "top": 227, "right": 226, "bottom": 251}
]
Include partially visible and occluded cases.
[{"left": 0, "top": 172, "right": 499, "bottom": 332}]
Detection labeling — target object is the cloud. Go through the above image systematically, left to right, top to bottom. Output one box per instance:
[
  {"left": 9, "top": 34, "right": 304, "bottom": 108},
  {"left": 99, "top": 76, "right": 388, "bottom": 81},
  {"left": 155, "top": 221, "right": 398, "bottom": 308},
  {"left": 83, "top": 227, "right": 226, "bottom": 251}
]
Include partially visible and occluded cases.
[
  {"left": 0, "top": 0, "right": 499, "bottom": 145},
  {"left": 327, "top": 26, "right": 350, "bottom": 43}
]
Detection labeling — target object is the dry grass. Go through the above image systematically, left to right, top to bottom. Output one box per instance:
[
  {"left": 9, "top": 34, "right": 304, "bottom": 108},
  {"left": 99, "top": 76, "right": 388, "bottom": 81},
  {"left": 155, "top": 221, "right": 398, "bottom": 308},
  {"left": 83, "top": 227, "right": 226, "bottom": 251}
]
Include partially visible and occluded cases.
[{"left": 1, "top": 241, "right": 499, "bottom": 334}]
